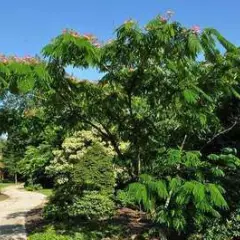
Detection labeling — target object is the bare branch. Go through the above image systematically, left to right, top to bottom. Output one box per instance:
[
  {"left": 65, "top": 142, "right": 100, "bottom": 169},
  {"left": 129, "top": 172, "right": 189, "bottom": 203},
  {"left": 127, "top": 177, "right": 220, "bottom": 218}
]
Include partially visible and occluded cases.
[
  {"left": 201, "top": 121, "right": 238, "bottom": 150},
  {"left": 180, "top": 134, "right": 187, "bottom": 151}
]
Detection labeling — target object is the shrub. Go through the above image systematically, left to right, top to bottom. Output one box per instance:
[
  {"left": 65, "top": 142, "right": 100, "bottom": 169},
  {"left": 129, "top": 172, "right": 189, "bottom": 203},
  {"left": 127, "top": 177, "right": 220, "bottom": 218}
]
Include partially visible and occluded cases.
[
  {"left": 44, "top": 130, "right": 116, "bottom": 221},
  {"left": 72, "top": 143, "right": 115, "bottom": 194},
  {"left": 68, "top": 191, "right": 115, "bottom": 220}
]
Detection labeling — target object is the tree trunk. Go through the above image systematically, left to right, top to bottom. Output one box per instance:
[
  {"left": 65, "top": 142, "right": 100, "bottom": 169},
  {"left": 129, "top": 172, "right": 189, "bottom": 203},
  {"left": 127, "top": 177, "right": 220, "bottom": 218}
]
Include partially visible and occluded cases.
[
  {"left": 137, "top": 151, "right": 141, "bottom": 177},
  {"left": 15, "top": 173, "right": 18, "bottom": 184}
]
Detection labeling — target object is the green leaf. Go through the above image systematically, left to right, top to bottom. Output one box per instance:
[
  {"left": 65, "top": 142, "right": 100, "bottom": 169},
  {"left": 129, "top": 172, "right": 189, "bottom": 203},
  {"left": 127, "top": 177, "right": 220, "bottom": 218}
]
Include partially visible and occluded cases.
[
  {"left": 188, "top": 33, "right": 202, "bottom": 56},
  {"left": 17, "top": 77, "right": 35, "bottom": 93},
  {"left": 191, "top": 85, "right": 214, "bottom": 103},
  {"left": 231, "top": 87, "right": 240, "bottom": 99},
  {"left": 182, "top": 89, "right": 199, "bottom": 104},
  {"left": 199, "top": 113, "right": 207, "bottom": 126},
  {"left": 207, "top": 184, "right": 228, "bottom": 209}
]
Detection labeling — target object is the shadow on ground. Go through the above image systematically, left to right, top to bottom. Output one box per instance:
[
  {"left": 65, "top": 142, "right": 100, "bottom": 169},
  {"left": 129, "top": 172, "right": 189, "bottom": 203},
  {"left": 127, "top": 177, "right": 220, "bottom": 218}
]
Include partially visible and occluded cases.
[
  {"left": 25, "top": 205, "right": 158, "bottom": 239},
  {"left": 6, "top": 211, "right": 26, "bottom": 219},
  {"left": 0, "top": 224, "right": 25, "bottom": 235}
]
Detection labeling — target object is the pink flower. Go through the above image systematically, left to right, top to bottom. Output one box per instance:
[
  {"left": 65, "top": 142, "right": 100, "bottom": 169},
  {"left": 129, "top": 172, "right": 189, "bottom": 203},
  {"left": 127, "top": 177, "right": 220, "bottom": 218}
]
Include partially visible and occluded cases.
[
  {"left": 160, "top": 16, "right": 167, "bottom": 23},
  {"left": 191, "top": 25, "right": 201, "bottom": 34},
  {"left": 69, "top": 30, "right": 79, "bottom": 37},
  {"left": 71, "top": 32, "right": 79, "bottom": 38},
  {"left": 83, "top": 34, "right": 95, "bottom": 40},
  {"left": 83, "top": 34, "right": 91, "bottom": 40},
  {"left": 93, "top": 42, "right": 101, "bottom": 48},
  {"left": 0, "top": 54, "right": 39, "bottom": 65},
  {"left": 1, "top": 59, "right": 8, "bottom": 63}
]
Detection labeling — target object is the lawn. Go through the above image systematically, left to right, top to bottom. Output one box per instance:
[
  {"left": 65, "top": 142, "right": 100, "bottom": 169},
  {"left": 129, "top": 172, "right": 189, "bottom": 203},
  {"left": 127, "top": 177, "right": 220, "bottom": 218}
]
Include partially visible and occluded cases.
[
  {"left": 0, "top": 183, "right": 13, "bottom": 191},
  {"left": 36, "top": 188, "right": 53, "bottom": 197}
]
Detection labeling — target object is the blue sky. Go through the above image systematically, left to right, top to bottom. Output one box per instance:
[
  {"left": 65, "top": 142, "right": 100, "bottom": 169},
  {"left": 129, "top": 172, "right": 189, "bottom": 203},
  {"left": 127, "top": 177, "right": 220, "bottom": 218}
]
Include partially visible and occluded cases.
[{"left": 0, "top": 0, "right": 239, "bottom": 80}]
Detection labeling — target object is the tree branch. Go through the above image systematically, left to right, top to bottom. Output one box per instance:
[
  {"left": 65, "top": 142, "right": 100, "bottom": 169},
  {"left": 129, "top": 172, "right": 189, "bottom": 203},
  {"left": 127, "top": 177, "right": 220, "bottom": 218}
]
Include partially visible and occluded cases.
[
  {"left": 82, "top": 118, "right": 124, "bottom": 160},
  {"left": 201, "top": 121, "right": 238, "bottom": 150},
  {"left": 180, "top": 134, "right": 187, "bottom": 151}
]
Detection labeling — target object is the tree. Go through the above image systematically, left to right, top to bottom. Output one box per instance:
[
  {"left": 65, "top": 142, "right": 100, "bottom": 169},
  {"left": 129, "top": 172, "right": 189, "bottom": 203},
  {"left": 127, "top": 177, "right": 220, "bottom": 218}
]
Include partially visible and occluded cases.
[{"left": 38, "top": 14, "right": 240, "bottom": 178}]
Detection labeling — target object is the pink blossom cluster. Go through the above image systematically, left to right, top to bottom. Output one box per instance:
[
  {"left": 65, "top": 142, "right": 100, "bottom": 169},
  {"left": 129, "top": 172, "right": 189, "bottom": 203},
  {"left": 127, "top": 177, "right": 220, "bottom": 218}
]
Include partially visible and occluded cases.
[
  {"left": 159, "top": 10, "right": 175, "bottom": 23},
  {"left": 160, "top": 16, "right": 168, "bottom": 23},
  {"left": 191, "top": 25, "right": 201, "bottom": 34},
  {"left": 62, "top": 29, "right": 101, "bottom": 47},
  {"left": 62, "top": 29, "right": 80, "bottom": 38},
  {"left": 93, "top": 42, "right": 101, "bottom": 48},
  {"left": 0, "top": 54, "right": 39, "bottom": 64},
  {"left": 0, "top": 55, "right": 8, "bottom": 63}
]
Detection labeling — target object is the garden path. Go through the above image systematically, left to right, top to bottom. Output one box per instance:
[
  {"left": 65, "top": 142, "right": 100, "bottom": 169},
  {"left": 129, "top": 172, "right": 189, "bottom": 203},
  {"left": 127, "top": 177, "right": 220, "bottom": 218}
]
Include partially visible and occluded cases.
[{"left": 0, "top": 184, "right": 45, "bottom": 240}]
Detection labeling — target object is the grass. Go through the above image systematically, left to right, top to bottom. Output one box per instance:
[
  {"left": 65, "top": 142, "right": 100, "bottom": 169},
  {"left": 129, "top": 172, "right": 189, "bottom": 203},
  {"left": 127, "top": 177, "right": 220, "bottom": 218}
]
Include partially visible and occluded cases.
[
  {"left": 0, "top": 183, "right": 13, "bottom": 191},
  {"left": 24, "top": 185, "right": 53, "bottom": 197},
  {"left": 37, "top": 188, "right": 53, "bottom": 197}
]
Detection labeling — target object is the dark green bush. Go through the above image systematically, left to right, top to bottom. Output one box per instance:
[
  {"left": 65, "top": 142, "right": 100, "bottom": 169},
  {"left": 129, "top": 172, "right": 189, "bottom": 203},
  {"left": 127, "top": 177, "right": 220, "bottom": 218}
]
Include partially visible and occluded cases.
[{"left": 73, "top": 143, "right": 115, "bottom": 194}]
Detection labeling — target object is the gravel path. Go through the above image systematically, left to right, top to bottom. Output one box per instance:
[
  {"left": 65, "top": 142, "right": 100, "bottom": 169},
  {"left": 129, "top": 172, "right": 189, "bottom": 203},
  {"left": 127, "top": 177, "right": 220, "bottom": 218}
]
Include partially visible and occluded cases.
[{"left": 0, "top": 184, "right": 46, "bottom": 240}]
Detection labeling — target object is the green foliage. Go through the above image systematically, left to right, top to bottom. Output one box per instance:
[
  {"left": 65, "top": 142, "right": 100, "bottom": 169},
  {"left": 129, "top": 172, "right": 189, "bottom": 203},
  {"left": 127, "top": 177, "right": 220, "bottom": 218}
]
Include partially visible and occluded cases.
[
  {"left": 42, "top": 30, "right": 99, "bottom": 67},
  {"left": 0, "top": 58, "right": 50, "bottom": 95},
  {"left": 127, "top": 149, "right": 240, "bottom": 234},
  {"left": 128, "top": 174, "right": 168, "bottom": 211}
]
